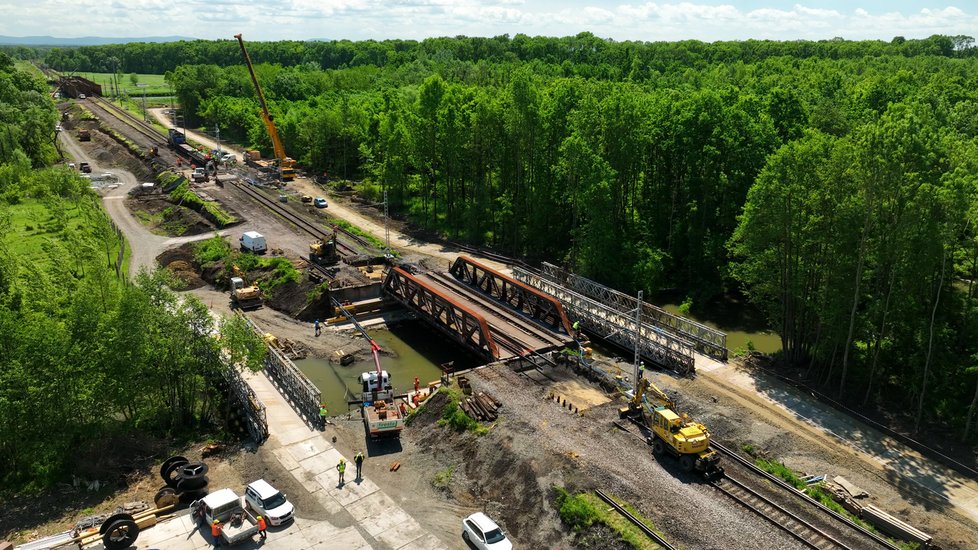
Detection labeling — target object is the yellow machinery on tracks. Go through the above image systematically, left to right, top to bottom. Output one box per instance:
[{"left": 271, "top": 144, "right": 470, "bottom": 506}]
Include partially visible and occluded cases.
[{"left": 620, "top": 377, "right": 723, "bottom": 480}]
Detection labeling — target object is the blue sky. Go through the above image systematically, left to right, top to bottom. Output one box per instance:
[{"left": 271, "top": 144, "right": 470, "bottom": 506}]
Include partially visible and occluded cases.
[{"left": 0, "top": 1, "right": 975, "bottom": 42}]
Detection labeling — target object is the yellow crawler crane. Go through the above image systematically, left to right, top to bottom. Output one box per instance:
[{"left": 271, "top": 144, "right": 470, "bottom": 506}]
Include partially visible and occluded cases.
[{"left": 620, "top": 377, "right": 723, "bottom": 480}]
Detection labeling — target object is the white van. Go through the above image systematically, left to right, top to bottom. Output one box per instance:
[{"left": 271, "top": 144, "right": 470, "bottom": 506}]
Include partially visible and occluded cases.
[{"left": 239, "top": 231, "right": 267, "bottom": 254}]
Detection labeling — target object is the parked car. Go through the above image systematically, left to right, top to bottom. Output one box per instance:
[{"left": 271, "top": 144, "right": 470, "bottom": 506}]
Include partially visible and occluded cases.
[
  {"left": 78, "top": 93, "right": 86, "bottom": 99},
  {"left": 221, "top": 153, "right": 237, "bottom": 164},
  {"left": 79, "top": 162, "right": 91, "bottom": 173},
  {"left": 301, "top": 195, "right": 312, "bottom": 203},
  {"left": 313, "top": 197, "right": 328, "bottom": 208},
  {"left": 244, "top": 479, "right": 294, "bottom": 526},
  {"left": 462, "top": 512, "right": 512, "bottom": 550}
]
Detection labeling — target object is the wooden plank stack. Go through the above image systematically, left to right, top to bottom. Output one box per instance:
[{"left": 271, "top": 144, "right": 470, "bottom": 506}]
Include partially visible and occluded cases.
[{"left": 459, "top": 391, "right": 502, "bottom": 422}]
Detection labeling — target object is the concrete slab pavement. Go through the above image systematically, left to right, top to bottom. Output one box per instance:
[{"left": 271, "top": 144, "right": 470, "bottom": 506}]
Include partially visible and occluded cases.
[{"left": 128, "top": 367, "right": 452, "bottom": 550}]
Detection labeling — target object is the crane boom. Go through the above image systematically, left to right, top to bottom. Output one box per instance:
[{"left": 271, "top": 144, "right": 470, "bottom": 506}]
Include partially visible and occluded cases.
[{"left": 234, "top": 33, "right": 296, "bottom": 181}]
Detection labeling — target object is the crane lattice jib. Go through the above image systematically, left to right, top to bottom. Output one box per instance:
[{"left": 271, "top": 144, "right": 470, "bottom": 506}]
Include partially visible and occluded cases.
[{"left": 234, "top": 33, "right": 289, "bottom": 165}]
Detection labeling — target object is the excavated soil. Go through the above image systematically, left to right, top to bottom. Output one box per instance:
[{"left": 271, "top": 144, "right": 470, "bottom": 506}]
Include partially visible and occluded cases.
[{"left": 157, "top": 245, "right": 208, "bottom": 290}]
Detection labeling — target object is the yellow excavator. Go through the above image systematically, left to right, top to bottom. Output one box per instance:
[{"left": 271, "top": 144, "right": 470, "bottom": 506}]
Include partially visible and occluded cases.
[
  {"left": 234, "top": 33, "right": 296, "bottom": 182},
  {"left": 620, "top": 377, "right": 723, "bottom": 480}
]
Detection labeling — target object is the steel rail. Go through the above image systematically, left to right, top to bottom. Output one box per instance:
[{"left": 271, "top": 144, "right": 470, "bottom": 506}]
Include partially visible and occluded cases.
[
  {"left": 89, "top": 96, "right": 168, "bottom": 146},
  {"left": 227, "top": 179, "right": 360, "bottom": 256},
  {"left": 712, "top": 442, "right": 900, "bottom": 550},
  {"left": 711, "top": 475, "right": 839, "bottom": 549},
  {"left": 594, "top": 489, "right": 678, "bottom": 550}
]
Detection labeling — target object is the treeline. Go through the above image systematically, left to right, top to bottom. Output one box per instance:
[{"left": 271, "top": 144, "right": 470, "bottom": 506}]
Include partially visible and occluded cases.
[
  {"left": 43, "top": 33, "right": 976, "bottom": 75},
  {"left": 0, "top": 52, "right": 59, "bottom": 168},
  {"left": 0, "top": 54, "right": 266, "bottom": 493}
]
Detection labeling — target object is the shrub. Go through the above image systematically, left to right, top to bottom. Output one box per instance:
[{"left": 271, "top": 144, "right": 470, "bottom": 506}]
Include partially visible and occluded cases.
[
  {"left": 193, "top": 234, "right": 231, "bottom": 265},
  {"left": 554, "top": 487, "right": 599, "bottom": 532}
]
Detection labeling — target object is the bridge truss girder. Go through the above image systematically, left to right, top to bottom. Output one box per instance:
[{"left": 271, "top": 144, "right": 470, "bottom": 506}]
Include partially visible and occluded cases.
[
  {"left": 450, "top": 256, "right": 573, "bottom": 335},
  {"left": 540, "top": 263, "right": 727, "bottom": 360},
  {"left": 384, "top": 266, "right": 500, "bottom": 361},
  {"left": 514, "top": 267, "right": 696, "bottom": 375}
]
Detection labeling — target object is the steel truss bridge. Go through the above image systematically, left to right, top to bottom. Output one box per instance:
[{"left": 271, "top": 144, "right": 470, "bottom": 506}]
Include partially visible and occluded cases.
[{"left": 383, "top": 256, "right": 576, "bottom": 363}]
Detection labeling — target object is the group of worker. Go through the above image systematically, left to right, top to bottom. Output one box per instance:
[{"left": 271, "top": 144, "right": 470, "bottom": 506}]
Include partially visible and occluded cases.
[
  {"left": 336, "top": 451, "right": 364, "bottom": 485},
  {"left": 209, "top": 514, "right": 267, "bottom": 547}
]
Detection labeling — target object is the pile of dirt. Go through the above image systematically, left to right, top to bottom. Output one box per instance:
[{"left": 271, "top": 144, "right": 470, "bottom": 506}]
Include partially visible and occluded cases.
[{"left": 156, "top": 246, "right": 207, "bottom": 290}]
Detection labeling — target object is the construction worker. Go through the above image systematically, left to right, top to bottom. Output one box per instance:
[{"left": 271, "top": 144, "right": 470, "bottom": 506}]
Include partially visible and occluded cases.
[
  {"left": 314, "top": 318, "right": 321, "bottom": 337},
  {"left": 572, "top": 320, "right": 581, "bottom": 339},
  {"left": 638, "top": 361, "right": 646, "bottom": 380},
  {"left": 414, "top": 376, "right": 420, "bottom": 393},
  {"left": 319, "top": 404, "right": 328, "bottom": 429},
  {"left": 354, "top": 451, "right": 364, "bottom": 480},
  {"left": 337, "top": 458, "right": 346, "bottom": 485},
  {"left": 256, "top": 515, "right": 267, "bottom": 540},
  {"left": 211, "top": 519, "right": 223, "bottom": 547}
]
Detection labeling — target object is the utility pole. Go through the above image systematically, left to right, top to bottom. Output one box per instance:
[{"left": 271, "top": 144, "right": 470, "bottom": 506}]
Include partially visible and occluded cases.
[
  {"left": 142, "top": 89, "right": 147, "bottom": 122},
  {"left": 215, "top": 124, "right": 221, "bottom": 155},
  {"left": 383, "top": 189, "right": 391, "bottom": 259},
  {"left": 634, "top": 290, "right": 643, "bottom": 385}
]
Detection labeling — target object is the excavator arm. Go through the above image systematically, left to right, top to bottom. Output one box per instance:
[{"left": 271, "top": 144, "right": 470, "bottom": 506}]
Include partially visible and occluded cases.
[{"left": 234, "top": 33, "right": 295, "bottom": 181}]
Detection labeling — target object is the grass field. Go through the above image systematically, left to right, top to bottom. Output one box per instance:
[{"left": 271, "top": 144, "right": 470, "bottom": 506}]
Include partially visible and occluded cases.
[
  {"left": 74, "top": 72, "right": 171, "bottom": 96},
  {"left": 6, "top": 194, "right": 129, "bottom": 275}
]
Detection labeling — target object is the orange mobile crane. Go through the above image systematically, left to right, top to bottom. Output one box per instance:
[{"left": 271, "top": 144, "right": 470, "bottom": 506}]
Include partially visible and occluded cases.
[{"left": 233, "top": 33, "right": 296, "bottom": 182}]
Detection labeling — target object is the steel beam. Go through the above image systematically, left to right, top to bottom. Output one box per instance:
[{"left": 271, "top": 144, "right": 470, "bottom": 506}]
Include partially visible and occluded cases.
[
  {"left": 450, "top": 256, "right": 573, "bottom": 335},
  {"left": 541, "top": 262, "right": 727, "bottom": 360},
  {"left": 384, "top": 266, "right": 500, "bottom": 361},
  {"left": 513, "top": 267, "right": 696, "bottom": 374}
]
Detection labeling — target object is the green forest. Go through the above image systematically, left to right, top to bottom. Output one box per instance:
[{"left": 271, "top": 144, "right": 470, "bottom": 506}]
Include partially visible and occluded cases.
[
  {"left": 31, "top": 34, "right": 978, "bottom": 445},
  {"left": 0, "top": 53, "right": 266, "bottom": 494}
]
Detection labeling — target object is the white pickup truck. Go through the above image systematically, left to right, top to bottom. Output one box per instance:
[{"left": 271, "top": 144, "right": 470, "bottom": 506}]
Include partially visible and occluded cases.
[{"left": 191, "top": 489, "right": 258, "bottom": 545}]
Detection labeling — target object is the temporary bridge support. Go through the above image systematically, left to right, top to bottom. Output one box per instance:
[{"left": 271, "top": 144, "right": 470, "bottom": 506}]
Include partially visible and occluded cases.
[
  {"left": 539, "top": 263, "right": 728, "bottom": 360},
  {"left": 512, "top": 266, "right": 697, "bottom": 375}
]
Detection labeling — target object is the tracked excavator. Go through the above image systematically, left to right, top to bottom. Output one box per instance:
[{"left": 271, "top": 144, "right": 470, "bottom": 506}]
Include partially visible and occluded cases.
[{"left": 620, "top": 377, "right": 723, "bottom": 480}]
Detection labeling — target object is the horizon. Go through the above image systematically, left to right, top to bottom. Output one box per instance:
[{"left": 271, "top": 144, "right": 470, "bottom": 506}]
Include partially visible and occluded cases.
[{"left": 0, "top": 1, "right": 976, "bottom": 43}]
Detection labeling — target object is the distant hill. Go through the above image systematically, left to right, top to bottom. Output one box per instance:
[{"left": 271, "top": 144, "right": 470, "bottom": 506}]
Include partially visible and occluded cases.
[{"left": 0, "top": 35, "right": 195, "bottom": 46}]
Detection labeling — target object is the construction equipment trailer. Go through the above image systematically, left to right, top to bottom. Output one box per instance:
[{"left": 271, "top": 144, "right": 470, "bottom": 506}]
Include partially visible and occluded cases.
[{"left": 234, "top": 33, "right": 296, "bottom": 182}]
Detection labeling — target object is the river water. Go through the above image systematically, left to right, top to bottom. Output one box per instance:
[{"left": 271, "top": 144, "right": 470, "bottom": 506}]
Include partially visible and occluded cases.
[
  {"left": 660, "top": 301, "right": 782, "bottom": 354},
  {"left": 295, "top": 320, "right": 479, "bottom": 414}
]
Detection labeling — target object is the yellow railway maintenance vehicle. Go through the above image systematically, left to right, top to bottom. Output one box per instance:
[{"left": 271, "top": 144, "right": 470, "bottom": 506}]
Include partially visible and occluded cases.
[{"left": 620, "top": 377, "right": 724, "bottom": 480}]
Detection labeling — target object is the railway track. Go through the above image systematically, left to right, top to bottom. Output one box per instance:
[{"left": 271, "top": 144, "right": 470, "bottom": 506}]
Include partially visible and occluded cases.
[
  {"left": 89, "top": 96, "right": 168, "bottom": 147},
  {"left": 227, "top": 179, "right": 364, "bottom": 257},
  {"left": 711, "top": 442, "right": 900, "bottom": 550},
  {"left": 712, "top": 474, "right": 847, "bottom": 549},
  {"left": 594, "top": 489, "right": 677, "bottom": 550}
]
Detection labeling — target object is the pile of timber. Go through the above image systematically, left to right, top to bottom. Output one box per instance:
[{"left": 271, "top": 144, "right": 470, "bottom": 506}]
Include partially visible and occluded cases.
[
  {"left": 280, "top": 338, "right": 307, "bottom": 360},
  {"left": 459, "top": 391, "right": 502, "bottom": 422}
]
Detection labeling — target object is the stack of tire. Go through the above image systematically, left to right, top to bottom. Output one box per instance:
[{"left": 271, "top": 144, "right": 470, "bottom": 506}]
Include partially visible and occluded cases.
[{"left": 158, "top": 455, "right": 209, "bottom": 503}]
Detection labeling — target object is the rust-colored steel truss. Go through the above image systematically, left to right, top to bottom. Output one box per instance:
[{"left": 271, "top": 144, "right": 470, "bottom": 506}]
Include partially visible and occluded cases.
[
  {"left": 449, "top": 256, "right": 573, "bottom": 335},
  {"left": 383, "top": 266, "right": 500, "bottom": 360}
]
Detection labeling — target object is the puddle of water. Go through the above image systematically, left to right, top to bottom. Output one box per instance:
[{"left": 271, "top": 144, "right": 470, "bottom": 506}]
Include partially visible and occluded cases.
[{"left": 295, "top": 320, "right": 480, "bottom": 413}]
